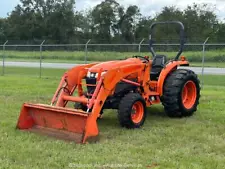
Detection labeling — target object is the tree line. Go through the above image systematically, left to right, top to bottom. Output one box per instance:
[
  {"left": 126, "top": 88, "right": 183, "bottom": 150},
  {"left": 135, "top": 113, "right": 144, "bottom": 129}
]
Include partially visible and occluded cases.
[{"left": 0, "top": 0, "right": 225, "bottom": 44}]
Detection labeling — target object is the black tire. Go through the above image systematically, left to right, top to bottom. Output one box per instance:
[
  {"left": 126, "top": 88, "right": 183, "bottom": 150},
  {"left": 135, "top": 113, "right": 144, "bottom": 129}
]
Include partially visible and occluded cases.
[
  {"left": 161, "top": 69, "right": 200, "bottom": 117},
  {"left": 118, "top": 93, "right": 147, "bottom": 128},
  {"left": 74, "top": 102, "right": 87, "bottom": 111},
  {"left": 74, "top": 102, "right": 104, "bottom": 118}
]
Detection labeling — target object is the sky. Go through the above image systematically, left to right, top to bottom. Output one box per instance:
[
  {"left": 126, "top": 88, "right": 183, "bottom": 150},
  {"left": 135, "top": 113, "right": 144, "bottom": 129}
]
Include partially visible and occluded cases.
[{"left": 0, "top": 0, "right": 225, "bottom": 21}]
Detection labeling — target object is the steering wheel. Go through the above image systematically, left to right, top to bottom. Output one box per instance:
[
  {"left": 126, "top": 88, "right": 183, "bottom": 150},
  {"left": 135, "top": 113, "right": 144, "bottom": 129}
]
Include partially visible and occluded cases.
[{"left": 133, "top": 55, "right": 149, "bottom": 62}]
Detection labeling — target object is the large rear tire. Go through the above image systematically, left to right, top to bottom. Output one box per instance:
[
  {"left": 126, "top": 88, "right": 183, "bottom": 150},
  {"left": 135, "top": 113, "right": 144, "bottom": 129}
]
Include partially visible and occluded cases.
[
  {"left": 161, "top": 69, "right": 200, "bottom": 117},
  {"left": 118, "top": 93, "right": 147, "bottom": 128}
]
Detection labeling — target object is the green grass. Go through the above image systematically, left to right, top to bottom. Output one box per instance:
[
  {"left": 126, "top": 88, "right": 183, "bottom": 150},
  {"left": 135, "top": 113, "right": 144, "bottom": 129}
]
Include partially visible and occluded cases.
[
  {"left": 1, "top": 49, "right": 225, "bottom": 63},
  {"left": 2, "top": 66, "right": 67, "bottom": 77},
  {"left": 0, "top": 68, "right": 225, "bottom": 168}
]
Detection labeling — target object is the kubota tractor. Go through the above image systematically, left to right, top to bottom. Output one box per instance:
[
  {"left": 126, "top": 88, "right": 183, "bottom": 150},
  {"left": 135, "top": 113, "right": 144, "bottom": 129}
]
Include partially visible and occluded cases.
[{"left": 16, "top": 21, "right": 200, "bottom": 143}]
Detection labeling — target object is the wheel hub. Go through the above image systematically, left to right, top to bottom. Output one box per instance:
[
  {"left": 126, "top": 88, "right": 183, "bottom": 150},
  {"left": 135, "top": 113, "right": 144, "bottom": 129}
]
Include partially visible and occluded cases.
[
  {"left": 182, "top": 81, "right": 197, "bottom": 109},
  {"left": 131, "top": 101, "right": 144, "bottom": 124}
]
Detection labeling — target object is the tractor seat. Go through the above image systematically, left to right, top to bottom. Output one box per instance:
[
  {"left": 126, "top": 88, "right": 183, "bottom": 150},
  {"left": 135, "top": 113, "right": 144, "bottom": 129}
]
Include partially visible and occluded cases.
[{"left": 150, "top": 55, "right": 167, "bottom": 80}]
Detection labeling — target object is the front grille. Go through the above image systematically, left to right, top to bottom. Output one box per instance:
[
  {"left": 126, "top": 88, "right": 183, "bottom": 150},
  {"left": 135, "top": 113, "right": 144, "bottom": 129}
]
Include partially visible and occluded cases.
[{"left": 85, "top": 77, "right": 97, "bottom": 96}]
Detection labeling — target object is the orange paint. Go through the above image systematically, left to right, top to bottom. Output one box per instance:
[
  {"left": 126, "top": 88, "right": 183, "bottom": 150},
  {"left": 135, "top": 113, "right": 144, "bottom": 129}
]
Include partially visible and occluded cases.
[
  {"left": 16, "top": 57, "right": 191, "bottom": 143},
  {"left": 157, "top": 60, "right": 189, "bottom": 95},
  {"left": 182, "top": 81, "right": 197, "bottom": 109},
  {"left": 131, "top": 101, "right": 144, "bottom": 124}
]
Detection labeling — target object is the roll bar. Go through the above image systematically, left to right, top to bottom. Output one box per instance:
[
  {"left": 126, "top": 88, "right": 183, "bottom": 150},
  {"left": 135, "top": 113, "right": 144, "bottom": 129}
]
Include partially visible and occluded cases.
[{"left": 149, "top": 21, "right": 185, "bottom": 61}]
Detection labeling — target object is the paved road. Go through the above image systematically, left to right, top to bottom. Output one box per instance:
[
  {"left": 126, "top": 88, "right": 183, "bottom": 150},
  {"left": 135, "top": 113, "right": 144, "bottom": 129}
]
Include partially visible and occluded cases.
[
  {"left": 0, "top": 61, "right": 79, "bottom": 69},
  {"left": 1, "top": 61, "right": 225, "bottom": 75},
  {"left": 178, "top": 66, "right": 225, "bottom": 75}
]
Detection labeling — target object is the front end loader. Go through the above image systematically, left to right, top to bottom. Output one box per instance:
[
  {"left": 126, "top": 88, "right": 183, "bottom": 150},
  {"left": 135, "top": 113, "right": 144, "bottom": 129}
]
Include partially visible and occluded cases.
[{"left": 16, "top": 21, "right": 201, "bottom": 143}]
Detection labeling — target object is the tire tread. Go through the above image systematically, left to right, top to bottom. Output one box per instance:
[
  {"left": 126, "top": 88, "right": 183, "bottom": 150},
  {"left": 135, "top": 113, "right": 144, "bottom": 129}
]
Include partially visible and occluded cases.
[{"left": 161, "top": 69, "right": 200, "bottom": 117}]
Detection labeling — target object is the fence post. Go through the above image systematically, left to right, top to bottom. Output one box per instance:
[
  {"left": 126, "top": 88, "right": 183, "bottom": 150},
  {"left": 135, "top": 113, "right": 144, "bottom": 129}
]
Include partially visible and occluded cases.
[
  {"left": 201, "top": 37, "right": 209, "bottom": 89},
  {"left": 138, "top": 38, "right": 145, "bottom": 53},
  {"left": 85, "top": 39, "right": 91, "bottom": 64},
  {"left": 2, "top": 40, "right": 8, "bottom": 76},
  {"left": 40, "top": 40, "right": 45, "bottom": 78}
]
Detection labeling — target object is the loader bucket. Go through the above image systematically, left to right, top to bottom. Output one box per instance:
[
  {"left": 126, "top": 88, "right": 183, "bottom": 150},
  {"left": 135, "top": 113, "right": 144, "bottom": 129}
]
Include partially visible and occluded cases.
[{"left": 16, "top": 103, "right": 99, "bottom": 144}]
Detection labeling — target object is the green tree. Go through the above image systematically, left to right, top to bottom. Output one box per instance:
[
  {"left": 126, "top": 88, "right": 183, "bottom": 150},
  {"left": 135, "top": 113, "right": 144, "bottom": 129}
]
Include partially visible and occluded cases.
[
  {"left": 2, "top": 0, "right": 225, "bottom": 44},
  {"left": 7, "top": 0, "right": 76, "bottom": 43},
  {"left": 7, "top": 0, "right": 46, "bottom": 40},
  {"left": 44, "top": 0, "right": 76, "bottom": 43},
  {"left": 91, "top": 0, "right": 121, "bottom": 43},
  {"left": 183, "top": 3, "right": 218, "bottom": 42},
  {"left": 118, "top": 5, "right": 141, "bottom": 43},
  {"left": 154, "top": 6, "right": 184, "bottom": 43},
  {"left": 73, "top": 10, "right": 96, "bottom": 43},
  {"left": 135, "top": 16, "right": 154, "bottom": 40},
  {"left": 0, "top": 18, "right": 7, "bottom": 41},
  {"left": 215, "top": 23, "right": 225, "bottom": 42}
]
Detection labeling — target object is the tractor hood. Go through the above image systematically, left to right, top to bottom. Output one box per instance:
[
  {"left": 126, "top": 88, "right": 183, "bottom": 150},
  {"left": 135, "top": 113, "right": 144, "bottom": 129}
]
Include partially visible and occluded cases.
[{"left": 88, "top": 58, "right": 143, "bottom": 72}]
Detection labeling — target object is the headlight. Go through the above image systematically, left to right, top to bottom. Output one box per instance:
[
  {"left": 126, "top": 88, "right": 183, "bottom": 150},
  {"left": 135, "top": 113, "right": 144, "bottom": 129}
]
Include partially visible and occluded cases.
[
  {"left": 87, "top": 71, "right": 106, "bottom": 78},
  {"left": 87, "top": 71, "right": 91, "bottom": 78},
  {"left": 87, "top": 72, "right": 98, "bottom": 78},
  {"left": 94, "top": 73, "right": 99, "bottom": 78}
]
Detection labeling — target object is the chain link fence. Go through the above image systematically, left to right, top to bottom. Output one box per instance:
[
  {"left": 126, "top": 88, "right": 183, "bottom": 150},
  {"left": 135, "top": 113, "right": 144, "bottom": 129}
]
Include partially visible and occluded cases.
[{"left": 0, "top": 39, "right": 225, "bottom": 86}]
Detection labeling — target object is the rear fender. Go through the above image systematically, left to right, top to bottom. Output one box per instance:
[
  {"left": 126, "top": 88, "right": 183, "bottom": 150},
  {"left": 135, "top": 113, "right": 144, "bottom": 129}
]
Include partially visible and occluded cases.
[{"left": 157, "top": 60, "right": 189, "bottom": 96}]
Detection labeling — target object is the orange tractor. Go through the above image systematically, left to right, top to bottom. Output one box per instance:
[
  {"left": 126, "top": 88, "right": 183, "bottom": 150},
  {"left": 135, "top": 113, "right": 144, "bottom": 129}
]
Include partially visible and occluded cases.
[{"left": 16, "top": 21, "right": 200, "bottom": 143}]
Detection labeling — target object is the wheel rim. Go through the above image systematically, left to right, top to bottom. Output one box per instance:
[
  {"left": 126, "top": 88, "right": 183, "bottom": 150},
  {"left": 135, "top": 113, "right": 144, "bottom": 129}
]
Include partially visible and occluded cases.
[
  {"left": 182, "top": 81, "right": 197, "bottom": 109},
  {"left": 131, "top": 101, "right": 144, "bottom": 124}
]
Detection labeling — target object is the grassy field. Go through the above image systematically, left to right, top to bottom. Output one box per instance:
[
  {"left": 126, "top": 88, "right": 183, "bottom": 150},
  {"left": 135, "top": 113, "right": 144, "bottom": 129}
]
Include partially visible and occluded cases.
[
  {"left": 0, "top": 49, "right": 225, "bottom": 64},
  {"left": 1, "top": 66, "right": 67, "bottom": 77},
  {"left": 0, "top": 68, "right": 225, "bottom": 168}
]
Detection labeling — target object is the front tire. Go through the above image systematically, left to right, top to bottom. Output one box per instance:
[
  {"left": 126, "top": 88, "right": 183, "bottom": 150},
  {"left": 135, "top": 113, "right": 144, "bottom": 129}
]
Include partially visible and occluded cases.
[
  {"left": 162, "top": 69, "right": 200, "bottom": 117},
  {"left": 118, "top": 93, "right": 147, "bottom": 128},
  {"left": 74, "top": 102, "right": 104, "bottom": 118},
  {"left": 74, "top": 102, "right": 87, "bottom": 111}
]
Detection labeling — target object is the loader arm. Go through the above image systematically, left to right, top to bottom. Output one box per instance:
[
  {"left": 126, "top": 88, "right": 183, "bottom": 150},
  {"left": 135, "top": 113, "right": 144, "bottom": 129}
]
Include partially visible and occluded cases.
[
  {"left": 17, "top": 60, "right": 153, "bottom": 144},
  {"left": 16, "top": 63, "right": 106, "bottom": 144},
  {"left": 51, "top": 63, "right": 98, "bottom": 107},
  {"left": 83, "top": 63, "right": 151, "bottom": 142}
]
